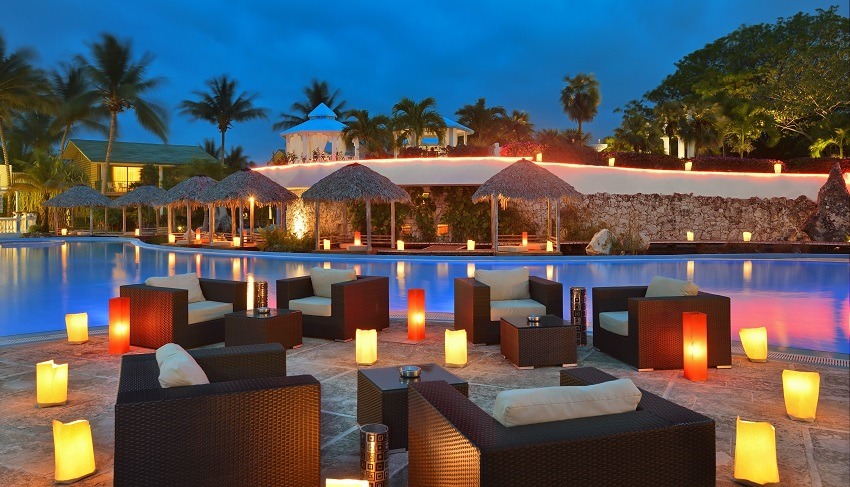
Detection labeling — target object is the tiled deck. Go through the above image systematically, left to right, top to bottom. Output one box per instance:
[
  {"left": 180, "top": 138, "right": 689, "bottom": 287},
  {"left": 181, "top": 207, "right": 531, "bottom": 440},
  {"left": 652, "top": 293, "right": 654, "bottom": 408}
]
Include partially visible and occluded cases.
[{"left": 1, "top": 320, "right": 848, "bottom": 486}]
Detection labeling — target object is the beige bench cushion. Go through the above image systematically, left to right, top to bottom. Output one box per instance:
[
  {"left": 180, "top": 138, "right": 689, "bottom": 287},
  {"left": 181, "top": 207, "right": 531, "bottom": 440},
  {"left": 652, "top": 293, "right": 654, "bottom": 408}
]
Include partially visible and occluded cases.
[
  {"left": 346, "top": 245, "right": 368, "bottom": 252},
  {"left": 498, "top": 245, "right": 529, "bottom": 253},
  {"left": 310, "top": 267, "right": 356, "bottom": 298},
  {"left": 475, "top": 268, "right": 530, "bottom": 301},
  {"left": 146, "top": 273, "right": 206, "bottom": 303},
  {"left": 645, "top": 276, "right": 699, "bottom": 297},
  {"left": 289, "top": 296, "right": 332, "bottom": 317},
  {"left": 490, "top": 299, "right": 546, "bottom": 322},
  {"left": 187, "top": 300, "right": 233, "bottom": 324},
  {"left": 599, "top": 311, "right": 629, "bottom": 336}
]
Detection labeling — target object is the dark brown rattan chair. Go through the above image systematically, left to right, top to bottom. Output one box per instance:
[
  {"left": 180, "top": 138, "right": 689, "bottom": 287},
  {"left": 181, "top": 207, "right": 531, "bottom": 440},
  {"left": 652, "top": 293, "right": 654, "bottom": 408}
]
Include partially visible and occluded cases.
[
  {"left": 276, "top": 275, "right": 389, "bottom": 341},
  {"left": 454, "top": 276, "right": 563, "bottom": 344},
  {"left": 120, "top": 278, "right": 248, "bottom": 349},
  {"left": 592, "top": 286, "right": 732, "bottom": 370},
  {"left": 114, "top": 343, "right": 320, "bottom": 487},
  {"left": 407, "top": 367, "right": 716, "bottom": 487}
]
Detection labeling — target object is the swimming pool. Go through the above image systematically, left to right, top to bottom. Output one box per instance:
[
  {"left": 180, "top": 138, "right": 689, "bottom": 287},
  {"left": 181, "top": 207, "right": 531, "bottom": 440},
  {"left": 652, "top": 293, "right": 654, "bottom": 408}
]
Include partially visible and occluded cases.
[{"left": 1, "top": 238, "right": 847, "bottom": 354}]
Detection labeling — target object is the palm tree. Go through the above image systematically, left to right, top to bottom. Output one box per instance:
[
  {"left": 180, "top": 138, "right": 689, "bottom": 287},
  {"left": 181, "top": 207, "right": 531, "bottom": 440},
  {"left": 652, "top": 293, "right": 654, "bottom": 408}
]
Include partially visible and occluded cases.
[
  {"left": 77, "top": 33, "right": 168, "bottom": 193},
  {"left": 0, "top": 35, "right": 46, "bottom": 185},
  {"left": 49, "top": 62, "right": 107, "bottom": 154},
  {"left": 560, "top": 73, "right": 601, "bottom": 142},
  {"left": 180, "top": 74, "right": 267, "bottom": 164},
  {"left": 273, "top": 79, "right": 348, "bottom": 131},
  {"left": 392, "top": 97, "right": 446, "bottom": 148},
  {"left": 455, "top": 98, "right": 507, "bottom": 146},
  {"left": 678, "top": 101, "right": 725, "bottom": 157},
  {"left": 342, "top": 109, "right": 391, "bottom": 156},
  {"left": 501, "top": 110, "right": 535, "bottom": 143},
  {"left": 9, "top": 111, "right": 58, "bottom": 159},
  {"left": 200, "top": 138, "right": 219, "bottom": 158},
  {"left": 223, "top": 146, "right": 249, "bottom": 170},
  {"left": 10, "top": 150, "right": 86, "bottom": 225}
]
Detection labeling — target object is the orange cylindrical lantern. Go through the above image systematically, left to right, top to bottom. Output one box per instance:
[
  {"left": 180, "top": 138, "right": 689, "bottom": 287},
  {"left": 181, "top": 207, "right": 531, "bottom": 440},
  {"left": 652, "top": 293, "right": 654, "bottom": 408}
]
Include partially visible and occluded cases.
[
  {"left": 353, "top": 231, "right": 362, "bottom": 246},
  {"left": 521, "top": 232, "right": 528, "bottom": 246},
  {"left": 408, "top": 289, "right": 426, "bottom": 341},
  {"left": 108, "top": 297, "right": 130, "bottom": 355},
  {"left": 683, "top": 311, "right": 707, "bottom": 381}
]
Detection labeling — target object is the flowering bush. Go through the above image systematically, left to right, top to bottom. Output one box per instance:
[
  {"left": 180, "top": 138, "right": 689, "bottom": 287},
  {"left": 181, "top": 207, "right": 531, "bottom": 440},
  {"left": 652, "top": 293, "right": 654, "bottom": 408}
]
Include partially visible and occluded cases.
[
  {"left": 500, "top": 141, "right": 541, "bottom": 158},
  {"left": 784, "top": 158, "right": 850, "bottom": 174}
]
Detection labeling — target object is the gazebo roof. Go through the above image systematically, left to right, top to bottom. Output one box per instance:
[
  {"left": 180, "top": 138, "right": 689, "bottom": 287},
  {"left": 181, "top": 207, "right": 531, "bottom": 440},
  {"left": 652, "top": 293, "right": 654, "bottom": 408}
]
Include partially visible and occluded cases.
[
  {"left": 308, "top": 103, "right": 336, "bottom": 118},
  {"left": 441, "top": 115, "right": 473, "bottom": 134},
  {"left": 280, "top": 117, "right": 347, "bottom": 135},
  {"left": 472, "top": 159, "right": 581, "bottom": 202},
  {"left": 301, "top": 163, "right": 411, "bottom": 203},
  {"left": 196, "top": 169, "right": 298, "bottom": 206},
  {"left": 44, "top": 184, "right": 114, "bottom": 208},
  {"left": 111, "top": 185, "right": 168, "bottom": 208}
]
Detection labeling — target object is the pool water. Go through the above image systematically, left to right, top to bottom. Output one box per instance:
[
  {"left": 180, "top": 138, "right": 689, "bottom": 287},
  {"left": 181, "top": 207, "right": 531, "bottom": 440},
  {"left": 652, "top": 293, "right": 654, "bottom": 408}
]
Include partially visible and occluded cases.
[{"left": 1, "top": 239, "right": 847, "bottom": 354}]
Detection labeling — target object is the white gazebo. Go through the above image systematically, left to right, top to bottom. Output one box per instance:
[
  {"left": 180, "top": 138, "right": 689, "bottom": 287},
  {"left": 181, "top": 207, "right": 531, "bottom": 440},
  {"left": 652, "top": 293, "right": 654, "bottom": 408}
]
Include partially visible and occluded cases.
[
  {"left": 280, "top": 103, "right": 347, "bottom": 163},
  {"left": 413, "top": 115, "right": 474, "bottom": 149}
]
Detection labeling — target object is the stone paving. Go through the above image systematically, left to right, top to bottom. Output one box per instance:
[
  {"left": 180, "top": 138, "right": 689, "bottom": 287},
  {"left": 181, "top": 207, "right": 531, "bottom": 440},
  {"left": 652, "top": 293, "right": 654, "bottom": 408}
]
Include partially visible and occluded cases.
[{"left": 0, "top": 320, "right": 848, "bottom": 486}]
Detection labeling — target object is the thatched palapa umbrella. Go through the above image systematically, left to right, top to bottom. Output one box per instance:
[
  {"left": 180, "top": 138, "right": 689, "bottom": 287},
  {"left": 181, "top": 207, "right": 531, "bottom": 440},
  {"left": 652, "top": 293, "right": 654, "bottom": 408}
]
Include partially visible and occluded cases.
[
  {"left": 472, "top": 159, "right": 581, "bottom": 255},
  {"left": 301, "top": 163, "right": 411, "bottom": 252},
  {"left": 197, "top": 168, "right": 298, "bottom": 245},
  {"left": 161, "top": 175, "right": 217, "bottom": 239},
  {"left": 44, "top": 184, "right": 113, "bottom": 235},
  {"left": 111, "top": 185, "right": 167, "bottom": 235}
]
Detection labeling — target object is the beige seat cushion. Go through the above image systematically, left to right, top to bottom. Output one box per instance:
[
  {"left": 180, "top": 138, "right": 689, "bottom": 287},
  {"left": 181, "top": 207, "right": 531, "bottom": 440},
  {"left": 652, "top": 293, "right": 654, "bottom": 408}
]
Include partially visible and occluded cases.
[
  {"left": 527, "top": 242, "right": 547, "bottom": 251},
  {"left": 346, "top": 245, "right": 368, "bottom": 252},
  {"left": 498, "top": 245, "right": 529, "bottom": 253},
  {"left": 310, "top": 267, "right": 356, "bottom": 298},
  {"left": 475, "top": 268, "right": 530, "bottom": 301},
  {"left": 146, "top": 273, "right": 206, "bottom": 303},
  {"left": 645, "top": 276, "right": 699, "bottom": 297},
  {"left": 289, "top": 296, "right": 332, "bottom": 317},
  {"left": 490, "top": 299, "right": 546, "bottom": 322},
  {"left": 187, "top": 300, "right": 233, "bottom": 324},
  {"left": 599, "top": 311, "right": 629, "bottom": 336},
  {"left": 155, "top": 343, "right": 210, "bottom": 388},
  {"left": 492, "top": 378, "right": 642, "bottom": 427}
]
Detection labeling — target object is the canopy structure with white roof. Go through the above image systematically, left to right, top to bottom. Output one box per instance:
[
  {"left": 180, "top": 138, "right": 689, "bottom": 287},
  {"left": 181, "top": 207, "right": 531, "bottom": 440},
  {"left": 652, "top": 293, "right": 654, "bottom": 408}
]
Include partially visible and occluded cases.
[{"left": 280, "top": 103, "right": 347, "bottom": 163}]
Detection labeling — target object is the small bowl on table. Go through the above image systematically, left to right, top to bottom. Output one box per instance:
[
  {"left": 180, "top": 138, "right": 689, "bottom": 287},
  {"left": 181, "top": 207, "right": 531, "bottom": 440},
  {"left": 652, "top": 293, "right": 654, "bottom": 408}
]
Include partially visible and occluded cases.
[{"left": 399, "top": 365, "right": 421, "bottom": 379}]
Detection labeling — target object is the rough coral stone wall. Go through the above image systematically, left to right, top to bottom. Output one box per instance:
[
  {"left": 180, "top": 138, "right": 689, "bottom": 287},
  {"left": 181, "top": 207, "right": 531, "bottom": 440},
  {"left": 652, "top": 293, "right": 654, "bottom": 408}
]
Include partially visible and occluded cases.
[{"left": 285, "top": 196, "right": 346, "bottom": 237}]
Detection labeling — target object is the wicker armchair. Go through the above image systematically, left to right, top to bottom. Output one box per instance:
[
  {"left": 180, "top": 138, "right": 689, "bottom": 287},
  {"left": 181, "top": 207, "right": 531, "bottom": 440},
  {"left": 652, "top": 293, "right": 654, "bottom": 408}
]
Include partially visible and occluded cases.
[
  {"left": 276, "top": 275, "right": 389, "bottom": 340},
  {"left": 454, "top": 276, "right": 563, "bottom": 344},
  {"left": 120, "top": 278, "right": 248, "bottom": 349},
  {"left": 592, "top": 286, "right": 732, "bottom": 370},
  {"left": 114, "top": 343, "right": 320, "bottom": 487},
  {"left": 408, "top": 367, "right": 716, "bottom": 487}
]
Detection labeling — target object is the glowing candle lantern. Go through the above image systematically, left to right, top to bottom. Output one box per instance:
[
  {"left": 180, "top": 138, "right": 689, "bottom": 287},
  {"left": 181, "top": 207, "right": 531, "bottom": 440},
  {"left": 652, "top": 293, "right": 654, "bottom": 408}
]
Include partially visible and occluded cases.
[
  {"left": 535, "top": 152, "right": 542, "bottom": 162},
  {"left": 608, "top": 157, "right": 615, "bottom": 167},
  {"left": 684, "top": 161, "right": 693, "bottom": 171},
  {"left": 774, "top": 163, "right": 782, "bottom": 174},
  {"left": 61, "top": 228, "right": 68, "bottom": 236},
  {"left": 134, "top": 228, "right": 140, "bottom": 236},
  {"left": 686, "top": 230, "right": 694, "bottom": 241},
  {"left": 353, "top": 231, "right": 361, "bottom": 246},
  {"left": 742, "top": 231, "right": 752, "bottom": 242},
  {"left": 195, "top": 232, "right": 201, "bottom": 243},
  {"left": 521, "top": 232, "right": 528, "bottom": 246},
  {"left": 168, "top": 233, "right": 176, "bottom": 244},
  {"left": 232, "top": 236, "right": 241, "bottom": 247},
  {"left": 323, "top": 239, "right": 331, "bottom": 250},
  {"left": 467, "top": 239, "right": 475, "bottom": 251},
  {"left": 396, "top": 240, "right": 404, "bottom": 251},
  {"left": 546, "top": 241, "right": 554, "bottom": 252},
  {"left": 466, "top": 263, "right": 475, "bottom": 278},
  {"left": 408, "top": 289, "right": 426, "bottom": 341},
  {"left": 108, "top": 297, "right": 130, "bottom": 355},
  {"left": 682, "top": 311, "right": 707, "bottom": 381},
  {"left": 65, "top": 312, "right": 89, "bottom": 344},
  {"left": 739, "top": 327, "right": 768, "bottom": 362},
  {"left": 355, "top": 329, "right": 377, "bottom": 366},
  {"left": 445, "top": 329, "right": 467, "bottom": 367},
  {"left": 36, "top": 360, "right": 68, "bottom": 407},
  {"left": 782, "top": 370, "right": 820, "bottom": 422},
  {"left": 734, "top": 417, "right": 779, "bottom": 486},
  {"left": 53, "top": 419, "right": 96, "bottom": 483},
  {"left": 326, "top": 480, "right": 368, "bottom": 487}
]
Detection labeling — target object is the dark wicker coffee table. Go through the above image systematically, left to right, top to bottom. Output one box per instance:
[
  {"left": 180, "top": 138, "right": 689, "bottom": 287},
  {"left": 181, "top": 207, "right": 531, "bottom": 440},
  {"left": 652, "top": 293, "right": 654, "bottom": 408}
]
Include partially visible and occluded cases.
[
  {"left": 225, "top": 309, "right": 302, "bottom": 349},
  {"left": 499, "top": 315, "right": 578, "bottom": 369},
  {"left": 357, "top": 363, "right": 468, "bottom": 451}
]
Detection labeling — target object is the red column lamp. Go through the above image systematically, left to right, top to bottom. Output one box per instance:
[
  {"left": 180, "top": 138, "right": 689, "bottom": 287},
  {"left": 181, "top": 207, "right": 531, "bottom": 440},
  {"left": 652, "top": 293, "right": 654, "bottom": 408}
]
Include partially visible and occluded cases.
[
  {"left": 408, "top": 289, "right": 426, "bottom": 341},
  {"left": 108, "top": 297, "right": 130, "bottom": 355},
  {"left": 683, "top": 311, "right": 708, "bottom": 381}
]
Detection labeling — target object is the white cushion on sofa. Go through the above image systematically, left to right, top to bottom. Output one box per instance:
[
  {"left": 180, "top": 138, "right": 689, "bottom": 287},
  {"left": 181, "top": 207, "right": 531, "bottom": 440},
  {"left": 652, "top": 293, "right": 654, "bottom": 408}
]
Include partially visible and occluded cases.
[
  {"left": 310, "top": 267, "right": 356, "bottom": 298},
  {"left": 475, "top": 268, "right": 530, "bottom": 301},
  {"left": 145, "top": 273, "right": 206, "bottom": 303},
  {"left": 645, "top": 276, "right": 699, "bottom": 297},
  {"left": 289, "top": 296, "right": 332, "bottom": 317},
  {"left": 490, "top": 299, "right": 546, "bottom": 322},
  {"left": 187, "top": 300, "right": 233, "bottom": 324},
  {"left": 599, "top": 311, "right": 629, "bottom": 336},
  {"left": 155, "top": 343, "right": 210, "bottom": 388},
  {"left": 492, "top": 379, "right": 642, "bottom": 427}
]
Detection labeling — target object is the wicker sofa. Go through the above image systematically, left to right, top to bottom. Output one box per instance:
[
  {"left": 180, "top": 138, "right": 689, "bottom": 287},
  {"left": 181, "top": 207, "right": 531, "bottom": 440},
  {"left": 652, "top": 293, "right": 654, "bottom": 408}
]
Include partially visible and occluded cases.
[
  {"left": 276, "top": 274, "right": 389, "bottom": 340},
  {"left": 454, "top": 275, "right": 563, "bottom": 344},
  {"left": 120, "top": 277, "right": 247, "bottom": 349},
  {"left": 592, "top": 285, "right": 732, "bottom": 370},
  {"left": 114, "top": 343, "right": 320, "bottom": 487},
  {"left": 408, "top": 367, "right": 716, "bottom": 487}
]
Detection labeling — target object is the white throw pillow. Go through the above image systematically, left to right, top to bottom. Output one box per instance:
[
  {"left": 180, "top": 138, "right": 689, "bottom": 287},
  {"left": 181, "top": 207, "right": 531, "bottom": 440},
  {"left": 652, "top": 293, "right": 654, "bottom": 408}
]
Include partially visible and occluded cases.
[
  {"left": 309, "top": 267, "right": 356, "bottom": 298},
  {"left": 474, "top": 268, "right": 530, "bottom": 301},
  {"left": 145, "top": 273, "right": 206, "bottom": 304},
  {"left": 645, "top": 276, "right": 699, "bottom": 297},
  {"left": 155, "top": 343, "right": 210, "bottom": 388},
  {"left": 492, "top": 378, "right": 642, "bottom": 427}
]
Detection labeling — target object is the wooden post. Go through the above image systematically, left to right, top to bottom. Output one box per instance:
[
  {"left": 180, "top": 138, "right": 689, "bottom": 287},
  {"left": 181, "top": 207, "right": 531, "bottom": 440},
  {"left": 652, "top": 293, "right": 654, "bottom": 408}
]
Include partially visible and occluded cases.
[
  {"left": 555, "top": 198, "right": 561, "bottom": 254},
  {"left": 366, "top": 199, "right": 372, "bottom": 252},
  {"left": 314, "top": 201, "right": 320, "bottom": 250},
  {"left": 390, "top": 201, "right": 396, "bottom": 249},
  {"left": 186, "top": 204, "right": 192, "bottom": 238},
  {"left": 209, "top": 204, "right": 215, "bottom": 244},
  {"left": 137, "top": 206, "right": 142, "bottom": 234},
  {"left": 167, "top": 206, "right": 172, "bottom": 235},
  {"left": 88, "top": 207, "right": 93, "bottom": 235},
  {"left": 122, "top": 208, "right": 126, "bottom": 233}
]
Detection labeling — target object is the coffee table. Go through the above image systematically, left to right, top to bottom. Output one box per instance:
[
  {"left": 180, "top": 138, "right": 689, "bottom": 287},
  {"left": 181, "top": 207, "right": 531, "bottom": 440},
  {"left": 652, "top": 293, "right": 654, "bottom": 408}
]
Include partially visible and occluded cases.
[
  {"left": 225, "top": 308, "right": 302, "bottom": 349},
  {"left": 499, "top": 315, "right": 578, "bottom": 369},
  {"left": 357, "top": 363, "right": 468, "bottom": 450}
]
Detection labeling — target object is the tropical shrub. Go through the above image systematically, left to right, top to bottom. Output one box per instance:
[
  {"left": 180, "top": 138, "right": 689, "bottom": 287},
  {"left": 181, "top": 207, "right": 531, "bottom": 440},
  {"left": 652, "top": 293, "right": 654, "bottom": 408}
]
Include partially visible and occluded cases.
[{"left": 257, "top": 227, "right": 314, "bottom": 252}]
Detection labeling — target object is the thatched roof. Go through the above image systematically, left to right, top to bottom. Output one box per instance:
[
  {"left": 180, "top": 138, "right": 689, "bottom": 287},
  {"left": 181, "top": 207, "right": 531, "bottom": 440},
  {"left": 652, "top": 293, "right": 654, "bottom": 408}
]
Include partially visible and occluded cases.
[
  {"left": 472, "top": 159, "right": 581, "bottom": 202},
  {"left": 301, "top": 163, "right": 411, "bottom": 203},
  {"left": 196, "top": 169, "right": 298, "bottom": 206},
  {"left": 161, "top": 175, "right": 218, "bottom": 207},
  {"left": 44, "top": 184, "right": 113, "bottom": 208},
  {"left": 111, "top": 185, "right": 168, "bottom": 208}
]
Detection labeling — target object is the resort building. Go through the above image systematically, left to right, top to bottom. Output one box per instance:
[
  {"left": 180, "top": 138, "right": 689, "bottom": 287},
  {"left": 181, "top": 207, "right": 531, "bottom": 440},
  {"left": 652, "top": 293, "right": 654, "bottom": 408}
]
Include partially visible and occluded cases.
[{"left": 61, "top": 139, "right": 218, "bottom": 195}]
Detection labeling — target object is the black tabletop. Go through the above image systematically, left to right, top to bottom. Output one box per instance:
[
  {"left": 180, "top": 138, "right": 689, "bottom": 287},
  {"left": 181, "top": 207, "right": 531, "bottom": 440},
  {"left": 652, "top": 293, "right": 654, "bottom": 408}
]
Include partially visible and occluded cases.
[
  {"left": 227, "top": 308, "right": 299, "bottom": 319},
  {"left": 500, "top": 314, "right": 571, "bottom": 329},
  {"left": 359, "top": 363, "right": 466, "bottom": 392}
]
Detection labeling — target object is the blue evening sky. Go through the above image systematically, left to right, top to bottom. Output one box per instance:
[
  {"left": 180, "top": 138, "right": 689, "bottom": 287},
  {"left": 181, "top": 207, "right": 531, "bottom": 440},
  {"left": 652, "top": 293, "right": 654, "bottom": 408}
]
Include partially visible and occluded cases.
[{"left": 5, "top": 1, "right": 847, "bottom": 163}]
